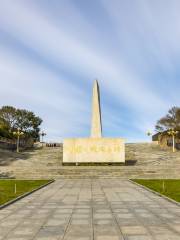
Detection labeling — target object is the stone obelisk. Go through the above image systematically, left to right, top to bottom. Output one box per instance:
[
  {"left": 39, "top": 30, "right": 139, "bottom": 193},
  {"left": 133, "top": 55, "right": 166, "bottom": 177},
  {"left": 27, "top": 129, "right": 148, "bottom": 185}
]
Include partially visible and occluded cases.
[
  {"left": 63, "top": 79, "right": 125, "bottom": 163},
  {"left": 91, "top": 80, "right": 102, "bottom": 138}
]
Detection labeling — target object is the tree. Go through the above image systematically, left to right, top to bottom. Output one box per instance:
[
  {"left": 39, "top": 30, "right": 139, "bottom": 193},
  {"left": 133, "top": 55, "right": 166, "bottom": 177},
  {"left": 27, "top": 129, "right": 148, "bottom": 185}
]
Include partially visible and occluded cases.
[
  {"left": 0, "top": 106, "right": 42, "bottom": 140},
  {"left": 0, "top": 106, "right": 17, "bottom": 130},
  {"left": 155, "top": 106, "right": 180, "bottom": 132},
  {"left": 15, "top": 109, "right": 42, "bottom": 140},
  {"left": 0, "top": 118, "right": 11, "bottom": 138}
]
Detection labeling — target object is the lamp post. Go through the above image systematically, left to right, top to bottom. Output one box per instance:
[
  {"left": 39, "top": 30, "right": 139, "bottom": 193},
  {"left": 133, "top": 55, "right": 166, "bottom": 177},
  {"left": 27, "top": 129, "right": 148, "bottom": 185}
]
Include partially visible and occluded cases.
[
  {"left": 13, "top": 128, "right": 24, "bottom": 153},
  {"left": 167, "top": 129, "right": 179, "bottom": 152},
  {"left": 40, "top": 131, "right": 46, "bottom": 147},
  {"left": 146, "top": 131, "right": 152, "bottom": 137},
  {"left": 146, "top": 131, "right": 152, "bottom": 143}
]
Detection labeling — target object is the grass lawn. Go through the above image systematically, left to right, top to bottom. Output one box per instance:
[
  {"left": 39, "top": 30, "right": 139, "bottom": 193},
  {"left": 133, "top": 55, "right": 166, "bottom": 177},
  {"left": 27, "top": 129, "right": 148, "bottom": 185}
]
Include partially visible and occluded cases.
[
  {"left": 133, "top": 179, "right": 180, "bottom": 202},
  {"left": 0, "top": 180, "right": 51, "bottom": 206}
]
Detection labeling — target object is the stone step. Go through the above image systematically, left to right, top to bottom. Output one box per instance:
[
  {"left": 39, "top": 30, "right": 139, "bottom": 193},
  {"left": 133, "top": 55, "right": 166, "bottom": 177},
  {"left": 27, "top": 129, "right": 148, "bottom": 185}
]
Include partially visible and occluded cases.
[{"left": 1, "top": 143, "right": 180, "bottom": 179}]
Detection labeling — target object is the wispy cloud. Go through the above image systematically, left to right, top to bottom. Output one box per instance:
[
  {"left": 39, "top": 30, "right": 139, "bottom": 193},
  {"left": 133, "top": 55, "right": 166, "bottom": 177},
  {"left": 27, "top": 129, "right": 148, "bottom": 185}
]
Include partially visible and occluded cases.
[{"left": 0, "top": 0, "right": 179, "bottom": 141}]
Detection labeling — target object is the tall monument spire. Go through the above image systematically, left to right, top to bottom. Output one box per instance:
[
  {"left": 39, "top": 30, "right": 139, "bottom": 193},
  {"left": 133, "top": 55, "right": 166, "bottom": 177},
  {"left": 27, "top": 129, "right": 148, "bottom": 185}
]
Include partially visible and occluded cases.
[{"left": 91, "top": 80, "right": 102, "bottom": 138}]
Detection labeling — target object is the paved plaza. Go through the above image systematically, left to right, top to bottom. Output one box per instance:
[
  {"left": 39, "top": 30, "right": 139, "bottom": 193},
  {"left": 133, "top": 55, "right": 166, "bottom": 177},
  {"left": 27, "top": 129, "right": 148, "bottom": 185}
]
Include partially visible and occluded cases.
[{"left": 0, "top": 179, "right": 180, "bottom": 240}]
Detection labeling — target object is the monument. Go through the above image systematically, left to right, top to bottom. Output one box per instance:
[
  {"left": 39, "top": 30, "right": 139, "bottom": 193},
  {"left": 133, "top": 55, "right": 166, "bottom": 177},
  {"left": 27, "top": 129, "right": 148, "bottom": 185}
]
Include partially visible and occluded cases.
[{"left": 63, "top": 80, "right": 125, "bottom": 163}]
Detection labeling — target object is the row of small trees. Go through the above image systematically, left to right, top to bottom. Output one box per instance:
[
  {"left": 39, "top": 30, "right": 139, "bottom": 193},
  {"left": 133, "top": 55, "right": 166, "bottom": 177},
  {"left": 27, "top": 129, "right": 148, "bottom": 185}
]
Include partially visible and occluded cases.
[{"left": 0, "top": 106, "right": 42, "bottom": 141}]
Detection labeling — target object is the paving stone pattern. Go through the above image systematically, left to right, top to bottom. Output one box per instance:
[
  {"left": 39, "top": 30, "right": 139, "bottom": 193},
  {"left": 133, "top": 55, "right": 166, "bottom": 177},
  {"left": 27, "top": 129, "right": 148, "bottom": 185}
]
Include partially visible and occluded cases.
[{"left": 1, "top": 179, "right": 180, "bottom": 239}]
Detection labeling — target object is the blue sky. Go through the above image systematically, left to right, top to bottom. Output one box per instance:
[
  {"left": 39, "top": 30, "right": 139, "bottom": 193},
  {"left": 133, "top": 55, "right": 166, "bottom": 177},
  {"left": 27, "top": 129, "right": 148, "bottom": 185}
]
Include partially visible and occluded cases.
[{"left": 0, "top": 0, "right": 180, "bottom": 142}]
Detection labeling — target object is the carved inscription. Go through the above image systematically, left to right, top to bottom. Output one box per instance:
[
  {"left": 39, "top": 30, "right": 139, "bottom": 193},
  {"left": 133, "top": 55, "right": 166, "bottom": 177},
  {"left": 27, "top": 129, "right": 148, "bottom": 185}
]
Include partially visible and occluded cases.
[{"left": 64, "top": 145, "right": 121, "bottom": 154}]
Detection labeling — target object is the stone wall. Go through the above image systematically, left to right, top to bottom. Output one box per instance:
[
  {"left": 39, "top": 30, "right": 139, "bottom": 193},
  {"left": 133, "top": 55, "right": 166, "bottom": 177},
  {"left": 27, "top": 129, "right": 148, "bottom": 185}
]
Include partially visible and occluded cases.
[
  {"left": 0, "top": 136, "right": 34, "bottom": 150},
  {"left": 0, "top": 137, "right": 16, "bottom": 150}
]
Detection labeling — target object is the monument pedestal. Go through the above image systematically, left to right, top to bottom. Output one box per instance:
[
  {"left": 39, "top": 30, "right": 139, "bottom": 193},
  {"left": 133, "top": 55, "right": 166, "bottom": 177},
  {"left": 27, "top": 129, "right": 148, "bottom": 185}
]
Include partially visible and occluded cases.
[{"left": 63, "top": 138, "right": 125, "bottom": 163}]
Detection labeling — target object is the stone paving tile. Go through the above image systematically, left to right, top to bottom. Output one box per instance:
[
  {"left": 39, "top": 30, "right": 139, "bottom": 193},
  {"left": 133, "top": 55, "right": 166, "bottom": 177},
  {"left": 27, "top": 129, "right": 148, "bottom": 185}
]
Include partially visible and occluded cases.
[
  {"left": 1, "top": 179, "right": 180, "bottom": 239},
  {"left": 121, "top": 225, "right": 148, "bottom": 235},
  {"left": 124, "top": 236, "right": 153, "bottom": 240}
]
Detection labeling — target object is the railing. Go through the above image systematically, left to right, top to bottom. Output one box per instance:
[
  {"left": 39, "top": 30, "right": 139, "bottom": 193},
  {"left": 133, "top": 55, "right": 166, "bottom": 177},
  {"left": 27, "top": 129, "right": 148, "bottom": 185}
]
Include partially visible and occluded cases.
[{"left": 46, "top": 143, "right": 62, "bottom": 147}]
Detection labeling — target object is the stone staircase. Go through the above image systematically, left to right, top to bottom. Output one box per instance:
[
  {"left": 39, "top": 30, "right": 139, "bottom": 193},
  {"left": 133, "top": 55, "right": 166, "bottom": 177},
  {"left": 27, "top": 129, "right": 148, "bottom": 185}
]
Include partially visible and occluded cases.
[{"left": 0, "top": 143, "right": 180, "bottom": 179}]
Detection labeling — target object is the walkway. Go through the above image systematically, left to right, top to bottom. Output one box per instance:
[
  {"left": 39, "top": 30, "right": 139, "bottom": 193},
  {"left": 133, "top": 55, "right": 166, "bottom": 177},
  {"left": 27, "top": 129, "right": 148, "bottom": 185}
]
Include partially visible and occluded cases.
[{"left": 0, "top": 179, "right": 180, "bottom": 240}]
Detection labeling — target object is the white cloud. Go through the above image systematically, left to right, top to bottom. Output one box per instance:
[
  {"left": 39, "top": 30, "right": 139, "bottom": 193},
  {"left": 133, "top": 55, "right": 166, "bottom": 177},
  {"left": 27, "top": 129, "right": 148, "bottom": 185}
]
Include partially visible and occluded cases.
[
  {"left": 0, "top": 0, "right": 179, "bottom": 141},
  {"left": 0, "top": 1, "right": 167, "bottom": 107},
  {"left": 0, "top": 46, "right": 91, "bottom": 139}
]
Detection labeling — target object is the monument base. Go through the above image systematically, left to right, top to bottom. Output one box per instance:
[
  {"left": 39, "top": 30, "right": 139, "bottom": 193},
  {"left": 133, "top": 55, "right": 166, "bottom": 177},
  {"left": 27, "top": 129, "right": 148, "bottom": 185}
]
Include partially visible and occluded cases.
[{"left": 63, "top": 138, "right": 125, "bottom": 163}]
